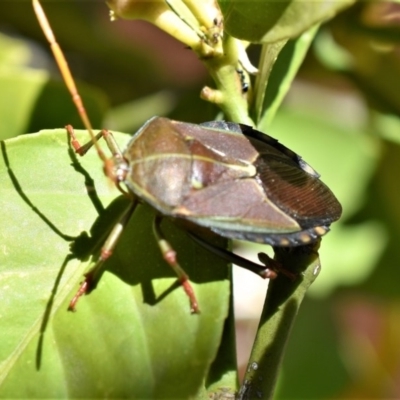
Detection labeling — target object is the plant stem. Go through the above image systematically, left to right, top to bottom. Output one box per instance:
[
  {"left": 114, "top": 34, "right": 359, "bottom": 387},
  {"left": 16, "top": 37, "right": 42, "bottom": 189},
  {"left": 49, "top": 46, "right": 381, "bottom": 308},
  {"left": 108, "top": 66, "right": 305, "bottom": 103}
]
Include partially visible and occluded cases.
[
  {"left": 202, "top": 35, "right": 254, "bottom": 125},
  {"left": 238, "top": 240, "right": 322, "bottom": 400}
]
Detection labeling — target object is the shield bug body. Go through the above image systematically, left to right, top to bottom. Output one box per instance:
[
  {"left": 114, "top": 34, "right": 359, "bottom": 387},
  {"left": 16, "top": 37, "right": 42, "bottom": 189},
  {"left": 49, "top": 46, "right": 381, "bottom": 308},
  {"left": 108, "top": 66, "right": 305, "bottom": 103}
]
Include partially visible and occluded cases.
[
  {"left": 33, "top": 0, "right": 341, "bottom": 313},
  {"left": 66, "top": 116, "right": 341, "bottom": 312},
  {"left": 117, "top": 117, "right": 340, "bottom": 248}
]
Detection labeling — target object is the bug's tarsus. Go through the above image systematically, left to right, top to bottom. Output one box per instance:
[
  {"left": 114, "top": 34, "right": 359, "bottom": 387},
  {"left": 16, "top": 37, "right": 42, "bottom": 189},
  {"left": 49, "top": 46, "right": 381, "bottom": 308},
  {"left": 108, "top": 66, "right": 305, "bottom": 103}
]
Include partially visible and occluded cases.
[
  {"left": 153, "top": 216, "right": 199, "bottom": 314},
  {"left": 258, "top": 252, "right": 297, "bottom": 281},
  {"left": 258, "top": 265, "right": 278, "bottom": 280},
  {"left": 68, "top": 277, "right": 90, "bottom": 312},
  {"left": 179, "top": 277, "right": 199, "bottom": 315}
]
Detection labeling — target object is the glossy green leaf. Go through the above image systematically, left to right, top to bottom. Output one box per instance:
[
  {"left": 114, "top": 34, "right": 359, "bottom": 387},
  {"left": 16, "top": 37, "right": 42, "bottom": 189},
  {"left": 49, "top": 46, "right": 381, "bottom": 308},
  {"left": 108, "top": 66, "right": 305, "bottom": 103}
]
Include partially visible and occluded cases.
[
  {"left": 218, "top": 0, "right": 355, "bottom": 43},
  {"left": 254, "top": 25, "right": 319, "bottom": 126},
  {"left": 252, "top": 39, "right": 287, "bottom": 125},
  {"left": 0, "top": 130, "right": 234, "bottom": 398}
]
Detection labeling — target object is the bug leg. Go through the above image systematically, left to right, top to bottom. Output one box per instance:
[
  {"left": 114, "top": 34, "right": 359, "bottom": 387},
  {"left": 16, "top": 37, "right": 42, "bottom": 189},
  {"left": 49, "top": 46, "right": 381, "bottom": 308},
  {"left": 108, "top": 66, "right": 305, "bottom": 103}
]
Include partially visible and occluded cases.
[
  {"left": 66, "top": 124, "right": 102, "bottom": 156},
  {"left": 66, "top": 125, "right": 123, "bottom": 158},
  {"left": 66, "top": 125, "right": 128, "bottom": 189},
  {"left": 68, "top": 200, "right": 138, "bottom": 311},
  {"left": 153, "top": 216, "right": 199, "bottom": 314},
  {"left": 187, "top": 232, "right": 277, "bottom": 279},
  {"left": 258, "top": 252, "right": 297, "bottom": 281}
]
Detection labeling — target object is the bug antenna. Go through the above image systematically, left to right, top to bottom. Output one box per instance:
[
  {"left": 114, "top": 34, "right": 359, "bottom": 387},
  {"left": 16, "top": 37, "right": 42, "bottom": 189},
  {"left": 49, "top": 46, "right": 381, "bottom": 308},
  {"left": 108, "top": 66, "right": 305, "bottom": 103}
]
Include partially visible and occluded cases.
[{"left": 32, "top": 0, "right": 107, "bottom": 164}]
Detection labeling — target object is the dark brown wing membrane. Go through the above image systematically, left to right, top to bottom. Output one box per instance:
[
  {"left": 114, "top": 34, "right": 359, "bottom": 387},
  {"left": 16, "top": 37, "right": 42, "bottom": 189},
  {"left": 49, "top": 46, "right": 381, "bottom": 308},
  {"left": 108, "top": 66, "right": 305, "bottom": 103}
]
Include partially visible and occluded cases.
[
  {"left": 203, "top": 121, "right": 342, "bottom": 228},
  {"left": 255, "top": 154, "right": 342, "bottom": 228}
]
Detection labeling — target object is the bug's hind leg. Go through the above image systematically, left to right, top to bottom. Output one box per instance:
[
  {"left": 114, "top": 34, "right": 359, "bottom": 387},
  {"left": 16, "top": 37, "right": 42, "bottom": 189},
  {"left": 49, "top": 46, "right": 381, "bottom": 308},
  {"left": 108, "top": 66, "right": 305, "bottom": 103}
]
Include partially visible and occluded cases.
[
  {"left": 69, "top": 200, "right": 138, "bottom": 311},
  {"left": 153, "top": 215, "right": 199, "bottom": 314},
  {"left": 187, "top": 231, "right": 298, "bottom": 280},
  {"left": 187, "top": 232, "right": 278, "bottom": 279},
  {"left": 257, "top": 252, "right": 296, "bottom": 280}
]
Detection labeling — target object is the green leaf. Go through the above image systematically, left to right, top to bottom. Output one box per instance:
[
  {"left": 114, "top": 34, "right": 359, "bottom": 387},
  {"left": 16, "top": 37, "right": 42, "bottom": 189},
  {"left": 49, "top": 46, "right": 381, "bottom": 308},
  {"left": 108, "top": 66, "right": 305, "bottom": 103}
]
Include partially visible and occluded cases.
[
  {"left": 218, "top": 0, "right": 355, "bottom": 43},
  {"left": 254, "top": 25, "right": 319, "bottom": 126},
  {"left": 0, "top": 32, "right": 31, "bottom": 67},
  {"left": 0, "top": 32, "right": 107, "bottom": 141},
  {"left": 252, "top": 39, "right": 287, "bottom": 125},
  {"left": 0, "top": 67, "right": 107, "bottom": 141},
  {"left": 0, "top": 68, "right": 47, "bottom": 140},
  {"left": 0, "top": 130, "right": 234, "bottom": 398}
]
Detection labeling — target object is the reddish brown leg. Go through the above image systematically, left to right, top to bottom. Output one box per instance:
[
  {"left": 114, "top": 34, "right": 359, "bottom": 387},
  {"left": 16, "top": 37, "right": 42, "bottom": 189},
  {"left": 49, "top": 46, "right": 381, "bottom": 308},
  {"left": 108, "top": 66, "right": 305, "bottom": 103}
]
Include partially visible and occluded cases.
[
  {"left": 65, "top": 125, "right": 129, "bottom": 186},
  {"left": 66, "top": 125, "right": 123, "bottom": 158},
  {"left": 68, "top": 201, "right": 138, "bottom": 311},
  {"left": 153, "top": 216, "right": 199, "bottom": 314},
  {"left": 258, "top": 252, "right": 297, "bottom": 281}
]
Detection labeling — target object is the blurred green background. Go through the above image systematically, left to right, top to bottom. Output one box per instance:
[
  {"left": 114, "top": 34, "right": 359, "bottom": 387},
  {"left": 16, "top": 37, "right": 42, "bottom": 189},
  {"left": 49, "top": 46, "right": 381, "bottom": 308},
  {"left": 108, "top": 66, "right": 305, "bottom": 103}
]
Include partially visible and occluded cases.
[{"left": 1, "top": 1, "right": 400, "bottom": 398}]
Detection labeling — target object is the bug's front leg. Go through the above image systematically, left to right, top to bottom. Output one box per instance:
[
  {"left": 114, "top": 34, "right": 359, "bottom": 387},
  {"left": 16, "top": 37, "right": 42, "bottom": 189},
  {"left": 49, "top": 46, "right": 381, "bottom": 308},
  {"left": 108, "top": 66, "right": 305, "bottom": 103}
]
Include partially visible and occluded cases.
[
  {"left": 66, "top": 125, "right": 123, "bottom": 158},
  {"left": 66, "top": 125, "right": 129, "bottom": 189},
  {"left": 69, "top": 200, "right": 138, "bottom": 311},
  {"left": 153, "top": 215, "right": 199, "bottom": 314}
]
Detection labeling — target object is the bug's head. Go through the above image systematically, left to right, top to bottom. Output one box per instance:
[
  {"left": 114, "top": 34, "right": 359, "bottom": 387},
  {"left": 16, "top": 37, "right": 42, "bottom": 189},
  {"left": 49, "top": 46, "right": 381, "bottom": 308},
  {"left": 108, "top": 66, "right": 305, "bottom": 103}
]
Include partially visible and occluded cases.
[{"left": 103, "top": 156, "right": 129, "bottom": 191}]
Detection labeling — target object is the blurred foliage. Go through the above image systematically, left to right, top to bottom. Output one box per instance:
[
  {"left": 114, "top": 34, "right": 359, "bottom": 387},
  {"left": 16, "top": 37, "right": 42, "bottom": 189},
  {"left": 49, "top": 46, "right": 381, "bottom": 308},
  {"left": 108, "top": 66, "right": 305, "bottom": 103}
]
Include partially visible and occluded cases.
[
  {"left": 1, "top": 0, "right": 400, "bottom": 398},
  {"left": 219, "top": 0, "right": 353, "bottom": 42},
  {"left": 274, "top": 2, "right": 400, "bottom": 398}
]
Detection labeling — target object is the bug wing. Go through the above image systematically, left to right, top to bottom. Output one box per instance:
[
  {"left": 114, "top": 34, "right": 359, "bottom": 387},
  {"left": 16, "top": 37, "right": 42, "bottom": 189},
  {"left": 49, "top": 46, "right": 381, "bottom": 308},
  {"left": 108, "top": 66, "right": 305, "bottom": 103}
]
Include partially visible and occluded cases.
[
  {"left": 180, "top": 122, "right": 342, "bottom": 246},
  {"left": 255, "top": 152, "right": 341, "bottom": 228},
  {"left": 175, "top": 175, "right": 331, "bottom": 246}
]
